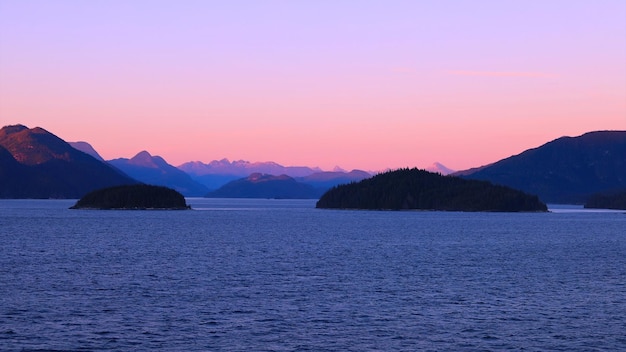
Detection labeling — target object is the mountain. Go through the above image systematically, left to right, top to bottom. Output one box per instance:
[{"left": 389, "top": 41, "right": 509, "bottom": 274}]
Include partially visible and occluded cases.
[
  {"left": 0, "top": 124, "right": 138, "bottom": 198},
  {"left": 458, "top": 131, "right": 626, "bottom": 203},
  {"left": 68, "top": 141, "right": 105, "bottom": 161},
  {"left": 108, "top": 151, "right": 209, "bottom": 197},
  {"left": 178, "top": 159, "right": 371, "bottom": 191},
  {"left": 179, "top": 159, "right": 323, "bottom": 189},
  {"left": 179, "top": 159, "right": 322, "bottom": 177},
  {"left": 425, "top": 162, "right": 455, "bottom": 175},
  {"left": 316, "top": 168, "right": 547, "bottom": 212},
  {"left": 296, "top": 170, "right": 371, "bottom": 191},
  {"left": 189, "top": 173, "right": 242, "bottom": 191},
  {"left": 206, "top": 173, "right": 321, "bottom": 199}
]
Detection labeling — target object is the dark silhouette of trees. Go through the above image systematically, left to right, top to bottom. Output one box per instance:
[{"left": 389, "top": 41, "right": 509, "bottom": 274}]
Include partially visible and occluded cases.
[
  {"left": 316, "top": 168, "right": 547, "bottom": 212},
  {"left": 70, "top": 184, "right": 190, "bottom": 210},
  {"left": 584, "top": 190, "right": 626, "bottom": 210}
]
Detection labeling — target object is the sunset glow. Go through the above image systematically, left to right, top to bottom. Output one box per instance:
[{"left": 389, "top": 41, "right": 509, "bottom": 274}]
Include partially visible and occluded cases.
[{"left": 1, "top": 1, "right": 624, "bottom": 171}]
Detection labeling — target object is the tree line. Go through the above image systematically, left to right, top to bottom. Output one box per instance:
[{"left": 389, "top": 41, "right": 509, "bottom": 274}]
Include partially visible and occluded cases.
[{"left": 316, "top": 168, "right": 547, "bottom": 212}]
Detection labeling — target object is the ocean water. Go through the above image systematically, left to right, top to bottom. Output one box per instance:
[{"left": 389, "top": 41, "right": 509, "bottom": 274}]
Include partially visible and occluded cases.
[{"left": 1, "top": 199, "right": 625, "bottom": 351}]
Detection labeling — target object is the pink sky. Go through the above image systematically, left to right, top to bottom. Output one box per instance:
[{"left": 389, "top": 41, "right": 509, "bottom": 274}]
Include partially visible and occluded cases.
[{"left": 1, "top": 1, "right": 624, "bottom": 171}]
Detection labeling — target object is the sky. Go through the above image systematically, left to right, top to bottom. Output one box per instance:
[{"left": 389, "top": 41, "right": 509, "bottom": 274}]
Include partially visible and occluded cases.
[{"left": 1, "top": 0, "right": 624, "bottom": 171}]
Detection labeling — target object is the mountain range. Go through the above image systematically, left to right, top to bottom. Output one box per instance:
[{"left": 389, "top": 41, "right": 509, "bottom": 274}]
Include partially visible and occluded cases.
[
  {"left": 0, "top": 124, "right": 370, "bottom": 198},
  {"left": 1, "top": 124, "right": 624, "bottom": 203},
  {"left": 108, "top": 151, "right": 209, "bottom": 197},
  {"left": 178, "top": 158, "right": 372, "bottom": 192},
  {"left": 179, "top": 159, "right": 324, "bottom": 190},
  {"left": 180, "top": 159, "right": 322, "bottom": 177},
  {"left": 204, "top": 169, "right": 373, "bottom": 199},
  {"left": 206, "top": 173, "right": 321, "bottom": 199}
]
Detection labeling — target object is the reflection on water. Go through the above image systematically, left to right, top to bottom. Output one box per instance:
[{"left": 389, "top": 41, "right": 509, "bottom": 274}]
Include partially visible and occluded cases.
[{"left": 548, "top": 203, "right": 626, "bottom": 213}]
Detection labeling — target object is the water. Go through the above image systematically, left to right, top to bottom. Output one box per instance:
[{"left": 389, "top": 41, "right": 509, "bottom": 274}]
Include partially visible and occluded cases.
[{"left": 1, "top": 199, "right": 625, "bottom": 351}]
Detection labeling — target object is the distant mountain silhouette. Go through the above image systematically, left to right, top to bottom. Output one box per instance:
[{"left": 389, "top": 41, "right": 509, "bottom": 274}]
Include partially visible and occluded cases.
[
  {"left": 0, "top": 125, "right": 138, "bottom": 198},
  {"left": 458, "top": 131, "right": 626, "bottom": 203},
  {"left": 69, "top": 141, "right": 105, "bottom": 161},
  {"left": 109, "top": 151, "right": 209, "bottom": 197},
  {"left": 179, "top": 158, "right": 372, "bottom": 191},
  {"left": 179, "top": 159, "right": 326, "bottom": 190},
  {"left": 180, "top": 159, "right": 322, "bottom": 177},
  {"left": 425, "top": 162, "right": 455, "bottom": 175},
  {"left": 317, "top": 168, "right": 547, "bottom": 212},
  {"left": 296, "top": 170, "right": 371, "bottom": 191},
  {"left": 206, "top": 173, "right": 321, "bottom": 199}
]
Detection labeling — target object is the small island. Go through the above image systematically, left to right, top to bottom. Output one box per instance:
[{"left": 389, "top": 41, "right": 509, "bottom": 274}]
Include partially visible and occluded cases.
[
  {"left": 316, "top": 168, "right": 547, "bottom": 212},
  {"left": 70, "top": 184, "right": 190, "bottom": 210},
  {"left": 584, "top": 191, "right": 626, "bottom": 210}
]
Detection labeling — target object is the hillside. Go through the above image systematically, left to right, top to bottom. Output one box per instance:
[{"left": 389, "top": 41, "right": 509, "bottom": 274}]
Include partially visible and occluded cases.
[
  {"left": 0, "top": 125, "right": 138, "bottom": 199},
  {"left": 459, "top": 131, "right": 626, "bottom": 203},
  {"left": 109, "top": 151, "right": 208, "bottom": 197},
  {"left": 316, "top": 168, "right": 547, "bottom": 212},
  {"left": 296, "top": 170, "right": 371, "bottom": 191},
  {"left": 206, "top": 173, "right": 321, "bottom": 199}
]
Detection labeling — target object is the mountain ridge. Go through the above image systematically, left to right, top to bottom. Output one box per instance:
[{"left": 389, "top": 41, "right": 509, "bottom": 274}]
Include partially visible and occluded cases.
[
  {"left": 0, "top": 124, "right": 138, "bottom": 198},
  {"left": 458, "top": 130, "right": 626, "bottom": 203},
  {"left": 68, "top": 141, "right": 105, "bottom": 161},
  {"left": 109, "top": 151, "right": 209, "bottom": 197},
  {"left": 179, "top": 159, "right": 323, "bottom": 178},
  {"left": 206, "top": 173, "right": 321, "bottom": 199}
]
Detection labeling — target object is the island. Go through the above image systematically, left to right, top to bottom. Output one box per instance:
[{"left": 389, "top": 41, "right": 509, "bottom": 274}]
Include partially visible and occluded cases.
[
  {"left": 316, "top": 168, "right": 547, "bottom": 212},
  {"left": 70, "top": 184, "right": 190, "bottom": 210},
  {"left": 584, "top": 191, "right": 626, "bottom": 210}
]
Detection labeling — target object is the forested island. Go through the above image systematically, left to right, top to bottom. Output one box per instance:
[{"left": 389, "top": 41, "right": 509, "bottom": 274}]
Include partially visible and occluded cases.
[
  {"left": 316, "top": 168, "right": 547, "bottom": 212},
  {"left": 70, "top": 184, "right": 190, "bottom": 210},
  {"left": 584, "top": 191, "right": 626, "bottom": 210}
]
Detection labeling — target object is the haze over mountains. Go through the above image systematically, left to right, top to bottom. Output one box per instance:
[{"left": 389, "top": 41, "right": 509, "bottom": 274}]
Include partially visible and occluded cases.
[
  {"left": 179, "top": 159, "right": 372, "bottom": 192},
  {"left": 179, "top": 159, "right": 325, "bottom": 190},
  {"left": 180, "top": 159, "right": 323, "bottom": 178}
]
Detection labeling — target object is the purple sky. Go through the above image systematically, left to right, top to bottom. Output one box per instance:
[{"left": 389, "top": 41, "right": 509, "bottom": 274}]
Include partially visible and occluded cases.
[{"left": 1, "top": 0, "right": 624, "bottom": 170}]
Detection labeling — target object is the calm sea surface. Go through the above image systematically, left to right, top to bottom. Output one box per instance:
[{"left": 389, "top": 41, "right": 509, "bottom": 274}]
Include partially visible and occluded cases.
[{"left": 1, "top": 199, "right": 625, "bottom": 351}]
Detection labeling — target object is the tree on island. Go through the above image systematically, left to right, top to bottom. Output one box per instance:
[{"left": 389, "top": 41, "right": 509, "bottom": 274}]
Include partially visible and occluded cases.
[
  {"left": 316, "top": 168, "right": 547, "bottom": 212},
  {"left": 70, "top": 184, "right": 190, "bottom": 210},
  {"left": 584, "top": 190, "right": 626, "bottom": 210}
]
